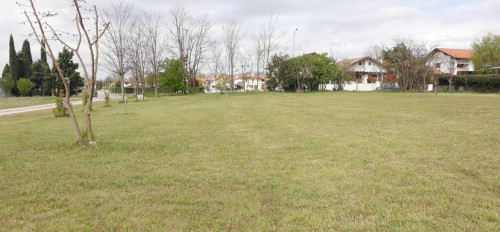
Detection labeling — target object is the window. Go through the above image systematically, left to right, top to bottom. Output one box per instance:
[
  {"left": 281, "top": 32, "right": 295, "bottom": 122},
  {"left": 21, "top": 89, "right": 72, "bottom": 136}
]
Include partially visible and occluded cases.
[
  {"left": 359, "top": 62, "right": 362, "bottom": 65},
  {"left": 369, "top": 62, "right": 371, "bottom": 65},
  {"left": 435, "top": 63, "right": 441, "bottom": 69},
  {"left": 457, "top": 64, "right": 465, "bottom": 68}
]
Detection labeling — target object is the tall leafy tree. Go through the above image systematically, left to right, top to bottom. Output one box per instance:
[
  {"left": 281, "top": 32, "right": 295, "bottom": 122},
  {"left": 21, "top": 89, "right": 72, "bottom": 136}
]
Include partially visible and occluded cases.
[
  {"left": 471, "top": 33, "right": 500, "bottom": 73},
  {"left": 20, "top": 39, "right": 33, "bottom": 79},
  {"left": 265, "top": 53, "right": 341, "bottom": 92},
  {"left": 159, "top": 59, "right": 187, "bottom": 93}
]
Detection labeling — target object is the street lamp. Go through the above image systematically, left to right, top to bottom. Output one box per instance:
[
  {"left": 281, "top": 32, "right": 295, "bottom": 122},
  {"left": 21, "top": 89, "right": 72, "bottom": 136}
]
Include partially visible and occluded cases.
[{"left": 293, "top": 28, "right": 298, "bottom": 58}]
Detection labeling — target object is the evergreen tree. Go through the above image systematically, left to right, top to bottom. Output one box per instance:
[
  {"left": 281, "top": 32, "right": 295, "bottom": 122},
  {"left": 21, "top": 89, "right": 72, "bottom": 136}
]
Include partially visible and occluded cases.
[
  {"left": 9, "top": 35, "right": 20, "bottom": 79},
  {"left": 9, "top": 35, "right": 22, "bottom": 96},
  {"left": 20, "top": 39, "right": 33, "bottom": 79},
  {"left": 54, "top": 48, "right": 84, "bottom": 96},
  {"left": 31, "top": 61, "right": 50, "bottom": 95},
  {"left": 0, "top": 64, "right": 15, "bottom": 96},
  {"left": 2, "top": 64, "right": 9, "bottom": 78}
]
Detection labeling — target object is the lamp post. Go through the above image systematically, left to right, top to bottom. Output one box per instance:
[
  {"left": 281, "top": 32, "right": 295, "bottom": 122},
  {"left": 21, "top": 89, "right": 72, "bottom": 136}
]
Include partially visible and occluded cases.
[{"left": 293, "top": 28, "right": 298, "bottom": 58}]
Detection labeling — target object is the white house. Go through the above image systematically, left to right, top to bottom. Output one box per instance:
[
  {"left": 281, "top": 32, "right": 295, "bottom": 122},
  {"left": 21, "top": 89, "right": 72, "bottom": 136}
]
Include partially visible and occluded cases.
[
  {"left": 427, "top": 48, "right": 475, "bottom": 75},
  {"left": 337, "top": 57, "right": 387, "bottom": 91},
  {"left": 202, "top": 74, "right": 267, "bottom": 93}
]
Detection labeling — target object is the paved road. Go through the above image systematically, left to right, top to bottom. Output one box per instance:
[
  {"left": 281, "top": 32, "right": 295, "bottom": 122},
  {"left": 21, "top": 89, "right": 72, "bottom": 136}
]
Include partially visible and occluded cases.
[{"left": 0, "top": 90, "right": 120, "bottom": 117}]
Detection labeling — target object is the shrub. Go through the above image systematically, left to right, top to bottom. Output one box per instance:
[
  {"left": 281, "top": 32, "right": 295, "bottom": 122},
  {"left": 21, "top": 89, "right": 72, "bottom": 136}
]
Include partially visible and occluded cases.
[
  {"left": 435, "top": 74, "right": 500, "bottom": 93},
  {"left": 17, "top": 78, "right": 36, "bottom": 96},
  {"left": 104, "top": 92, "right": 111, "bottom": 107},
  {"left": 53, "top": 94, "right": 68, "bottom": 117}
]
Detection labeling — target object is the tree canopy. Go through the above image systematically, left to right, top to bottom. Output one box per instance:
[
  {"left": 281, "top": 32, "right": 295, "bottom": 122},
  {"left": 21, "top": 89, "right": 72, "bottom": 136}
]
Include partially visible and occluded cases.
[
  {"left": 471, "top": 33, "right": 500, "bottom": 72},
  {"left": 20, "top": 39, "right": 33, "bottom": 79},
  {"left": 383, "top": 40, "right": 432, "bottom": 91},
  {"left": 54, "top": 47, "right": 84, "bottom": 96},
  {"left": 266, "top": 53, "right": 341, "bottom": 92},
  {"left": 159, "top": 59, "right": 187, "bottom": 93},
  {"left": 16, "top": 78, "right": 35, "bottom": 96}
]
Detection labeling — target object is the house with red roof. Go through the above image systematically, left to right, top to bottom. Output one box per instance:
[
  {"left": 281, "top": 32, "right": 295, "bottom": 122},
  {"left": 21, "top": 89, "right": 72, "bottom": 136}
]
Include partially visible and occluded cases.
[
  {"left": 427, "top": 48, "right": 475, "bottom": 75},
  {"left": 337, "top": 57, "right": 387, "bottom": 91}
]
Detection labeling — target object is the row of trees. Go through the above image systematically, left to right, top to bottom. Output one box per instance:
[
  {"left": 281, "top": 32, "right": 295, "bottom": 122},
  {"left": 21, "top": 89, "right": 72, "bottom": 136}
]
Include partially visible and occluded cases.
[
  {"left": 101, "top": 2, "right": 282, "bottom": 98},
  {"left": 0, "top": 35, "right": 84, "bottom": 97}
]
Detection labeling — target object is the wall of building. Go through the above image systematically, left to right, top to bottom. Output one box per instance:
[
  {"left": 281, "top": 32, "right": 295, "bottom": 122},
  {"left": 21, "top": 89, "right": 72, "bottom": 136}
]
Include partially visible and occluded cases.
[{"left": 428, "top": 52, "right": 474, "bottom": 75}]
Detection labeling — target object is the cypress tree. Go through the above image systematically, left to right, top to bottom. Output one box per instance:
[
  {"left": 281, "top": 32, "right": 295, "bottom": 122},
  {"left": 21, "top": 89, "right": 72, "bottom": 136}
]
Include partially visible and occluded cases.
[
  {"left": 9, "top": 35, "right": 20, "bottom": 80},
  {"left": 20, "top": 39, "right": 33, "bottom": 79},
  {"left": 2, "top": 64, "right": 9, "bottom": 78}
]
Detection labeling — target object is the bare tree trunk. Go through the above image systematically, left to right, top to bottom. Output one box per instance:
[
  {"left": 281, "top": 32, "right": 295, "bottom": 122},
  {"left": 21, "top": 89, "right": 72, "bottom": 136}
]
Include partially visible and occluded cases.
[
  {"left": 24, "top": 0, "right": 84, "bottom": 146},
  {"left": 223, "top": 21, "right": 242, "bottom": 93},
  {"left": 121, "top": 74, "right": 125, "bottom": 101}
]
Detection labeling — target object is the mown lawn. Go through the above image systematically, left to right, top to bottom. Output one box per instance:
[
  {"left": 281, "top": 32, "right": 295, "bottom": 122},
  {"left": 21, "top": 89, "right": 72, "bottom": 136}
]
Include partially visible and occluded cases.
[{"left": 0, "top": 92, "right": 499, "bottom": 231}]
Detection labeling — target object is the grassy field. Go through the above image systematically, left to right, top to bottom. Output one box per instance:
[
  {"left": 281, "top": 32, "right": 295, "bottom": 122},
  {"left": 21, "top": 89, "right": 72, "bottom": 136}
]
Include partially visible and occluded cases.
[{"left": 0, "top": 92, "right": 499, "bottom": 231}]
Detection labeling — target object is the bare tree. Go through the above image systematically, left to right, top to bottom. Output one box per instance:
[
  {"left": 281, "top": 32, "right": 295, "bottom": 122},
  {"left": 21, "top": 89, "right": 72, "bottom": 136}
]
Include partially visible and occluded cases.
[
  {"left": 23, "top": 0, "right": 109, "bottom": 146},
  {"left": 102, "top": 1, "right": 133, "bottom": 102},
  {"left": 168, "top": 7, "right": 212, "bottom": 93},
  {"left": 143, "top": 11, "right": 165, "bottom": 97},
  {"left": 186, "top": 15, "right": 212, "bottom": 93},
  {"left": 262, "top": 15, "right": 282, "bottom": 68},
  {"left": 126, "top": 17, "right": 149, "bottom": 98},
  {"left": 223, "top": 21, "right": 242, "bottom": 92},
  {"left": 253, "top": 31, "right": 265, "bottom": 90},
  {"left": 383, "top": 38, "right": 433, "bottom": 91},
  {"left": 210, "top": 39, "right": 224, "bottom": 92},
  {"left": 239, "top": 48, "right": 254, "bottom": 92}
]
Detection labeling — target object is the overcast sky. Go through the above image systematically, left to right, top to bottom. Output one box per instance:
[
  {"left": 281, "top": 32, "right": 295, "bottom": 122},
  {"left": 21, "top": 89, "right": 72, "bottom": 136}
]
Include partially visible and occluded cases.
[{"left": 1, "top": 0, "right": 499, "bottom": 78}]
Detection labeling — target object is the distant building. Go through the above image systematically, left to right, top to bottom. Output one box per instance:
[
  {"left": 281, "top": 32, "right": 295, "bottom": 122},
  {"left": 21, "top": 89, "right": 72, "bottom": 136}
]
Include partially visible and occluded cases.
[
  {"left": 427, "top": 48, "right": 475, "bottom": 75},
  {"left": 337, "top": 57, "right": 387, "bottom": 91},
  {"left": 201, "top": 74, "right": 267, "bottom": 93}
]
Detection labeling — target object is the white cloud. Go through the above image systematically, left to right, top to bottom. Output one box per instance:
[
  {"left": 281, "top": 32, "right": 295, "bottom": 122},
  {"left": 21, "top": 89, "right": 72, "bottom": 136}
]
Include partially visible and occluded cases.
[{"left": 0, "top": 0, "right": 499, "bottom": 78}]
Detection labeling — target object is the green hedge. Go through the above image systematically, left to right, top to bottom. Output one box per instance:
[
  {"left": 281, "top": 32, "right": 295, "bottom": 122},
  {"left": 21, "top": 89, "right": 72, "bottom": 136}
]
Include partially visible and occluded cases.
[{"left": 435, "top": 74, "right": 500, "bottom": 93}]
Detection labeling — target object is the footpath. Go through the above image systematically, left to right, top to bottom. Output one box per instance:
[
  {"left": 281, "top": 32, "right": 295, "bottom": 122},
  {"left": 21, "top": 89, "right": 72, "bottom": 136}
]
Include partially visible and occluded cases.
[{"left": 0, "top": 90, "right": 120, "bottom": 117}]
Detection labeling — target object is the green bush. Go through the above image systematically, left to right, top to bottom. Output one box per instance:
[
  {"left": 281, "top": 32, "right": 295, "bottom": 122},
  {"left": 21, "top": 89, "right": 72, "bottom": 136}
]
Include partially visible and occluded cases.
[
  {"left": 435, "top": 74, "right": 500, "bottom": 93},
  {"left": 17, "top": 78, "right": 36, "bottom": 96},
  {"left": 104, "top": 92, "right": 111, "bottom": 107},
  {"left": 52, "top": 94, "right": 68, "bottom": 117}
]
